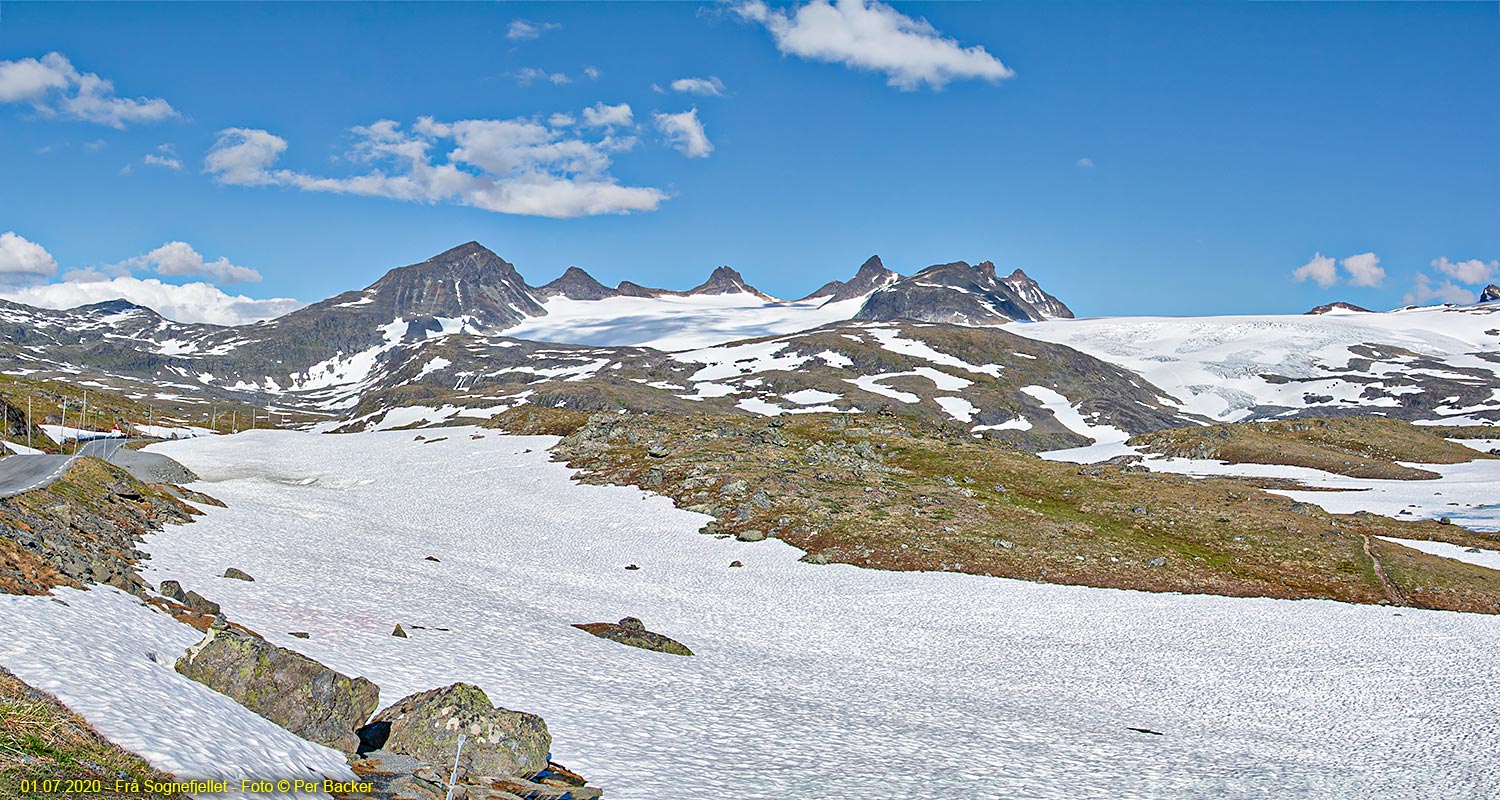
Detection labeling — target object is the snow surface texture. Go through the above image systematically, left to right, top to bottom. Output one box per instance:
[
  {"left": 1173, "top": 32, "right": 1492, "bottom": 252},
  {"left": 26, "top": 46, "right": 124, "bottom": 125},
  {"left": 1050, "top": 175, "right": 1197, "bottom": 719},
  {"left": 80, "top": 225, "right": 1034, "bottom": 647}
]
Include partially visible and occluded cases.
[
  {"left": 502, "top": 294, "right": 868, "bottom": 352},
  {"left": 1011, "top": 306, "right": 1500, "bottom": 422},
  {"left": 2, "top": 430, "right": 1495, "bottom": 798},
  {"left": 0, "top": 588, "right": 354, "bottom": 791}
]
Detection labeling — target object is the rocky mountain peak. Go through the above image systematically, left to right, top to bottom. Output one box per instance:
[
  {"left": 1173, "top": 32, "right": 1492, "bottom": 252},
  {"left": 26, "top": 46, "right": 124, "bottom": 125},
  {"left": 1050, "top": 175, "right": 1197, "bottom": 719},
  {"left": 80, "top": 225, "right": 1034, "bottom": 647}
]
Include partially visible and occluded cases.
[
  {"left": 362, "top": 242, "right": 544, "bottom": 327},
  {"left": 799, "top": 255, "right": 902, "bottom": 304},
  {"left": 855, "top": 259, "right": 1072, "bottom": 325},
  {"left": 687, "top": 266, "right": 768, "bottom": 298},
  {"left": 535, "top": 267, "right": 619, "bottom": 301},
  {"left": 1481, "top": 284, "right": 1500, "bottom": 303},
  {"left": 1306, "top": 301, "right": 1372, "bottom": 315}
]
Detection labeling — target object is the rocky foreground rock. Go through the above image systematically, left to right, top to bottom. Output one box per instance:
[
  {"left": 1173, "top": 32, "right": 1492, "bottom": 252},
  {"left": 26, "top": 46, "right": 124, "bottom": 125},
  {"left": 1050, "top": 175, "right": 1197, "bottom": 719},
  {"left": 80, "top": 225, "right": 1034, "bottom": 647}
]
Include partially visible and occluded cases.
[
  {"left": 175, "top": 622, "right": 379, "bottom": 752},
  {"left": 364, "top": 683, "right": 551, "bottom": 780}
]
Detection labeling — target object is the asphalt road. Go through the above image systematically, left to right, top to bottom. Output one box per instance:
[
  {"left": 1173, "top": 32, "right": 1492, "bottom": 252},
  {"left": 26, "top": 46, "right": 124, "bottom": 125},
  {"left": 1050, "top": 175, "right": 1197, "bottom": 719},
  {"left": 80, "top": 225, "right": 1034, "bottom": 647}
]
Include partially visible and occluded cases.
[{"left": 0, "top": 438, "right": 132, "bottom": 499}]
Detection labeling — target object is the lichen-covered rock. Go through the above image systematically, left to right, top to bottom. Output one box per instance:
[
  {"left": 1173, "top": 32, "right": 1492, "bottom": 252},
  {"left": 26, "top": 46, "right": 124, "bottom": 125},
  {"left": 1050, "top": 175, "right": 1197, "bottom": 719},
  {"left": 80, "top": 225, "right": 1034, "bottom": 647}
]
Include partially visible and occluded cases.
[
  {"left": 223, "top": 567, "right": 254, "bottom": 581},
  {"left": 572, "top": 617, "right": 693, "bottom": 657},
  {"left": 175, "top": 623, "right": 379, "bottom": 752},
  {"left": 370, "top": 683, "right": 550, "bottom": 780}
]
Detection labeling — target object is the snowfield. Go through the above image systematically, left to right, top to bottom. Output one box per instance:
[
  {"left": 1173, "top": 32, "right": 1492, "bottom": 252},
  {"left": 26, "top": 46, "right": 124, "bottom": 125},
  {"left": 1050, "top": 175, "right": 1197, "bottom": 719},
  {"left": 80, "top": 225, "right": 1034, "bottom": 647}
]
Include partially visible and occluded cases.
[
  {"left": 503, "top": 293, "right": 868, "bottom": 352},
  {"left": 1011, "top": 305, "right": 1500, "bottom": 422},
  {"left": 1, "top": 429, "right": 1498, "bottom": 799}
]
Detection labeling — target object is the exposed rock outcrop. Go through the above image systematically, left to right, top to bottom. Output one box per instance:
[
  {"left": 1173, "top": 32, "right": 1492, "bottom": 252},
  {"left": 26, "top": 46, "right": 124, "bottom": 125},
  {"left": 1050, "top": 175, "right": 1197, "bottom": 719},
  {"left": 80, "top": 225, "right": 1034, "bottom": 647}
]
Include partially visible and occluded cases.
[
  {"left": 800, "top": 255, "right": 901, "bottom": 304},
  {"left": 534, "top": 267, "right": 620, "bottom": 301},
  {"left": 1482, "top": 284, "right": 1500, "bottom": 303},
  {"left": 572, "top": 617, "right": 694, "bottom": 656},
  {"left": 175, "top": 623, "right": 380, "bottom": 753}
]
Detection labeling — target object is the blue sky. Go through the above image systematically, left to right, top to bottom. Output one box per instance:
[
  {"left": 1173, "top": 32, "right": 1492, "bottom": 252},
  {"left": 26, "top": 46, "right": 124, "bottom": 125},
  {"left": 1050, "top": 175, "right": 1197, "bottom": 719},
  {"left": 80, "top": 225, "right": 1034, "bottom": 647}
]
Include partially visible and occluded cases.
[{"left": 0, "top": 1, "right": 1496, "bottom": 323}]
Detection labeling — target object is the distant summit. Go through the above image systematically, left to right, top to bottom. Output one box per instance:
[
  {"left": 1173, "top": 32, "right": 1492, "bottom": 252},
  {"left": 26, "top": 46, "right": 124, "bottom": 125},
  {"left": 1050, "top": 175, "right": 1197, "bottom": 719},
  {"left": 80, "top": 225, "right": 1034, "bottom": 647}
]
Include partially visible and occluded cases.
[
  {"left": 354, "top": 242, "right": 544, "bottom": 328},
  {"left": 800, "top": 256, "right": 901, "bottom": 304},
  {"left": 855, "top": 260, "right": 1073, "bottom": 325},
  {"left": 686, "top": 266, "right": 774, "bottom": 300},
  {"left": 535, "top": 267, "right": 619, "bottom": 301},
  {"left": 1482, "top": 284, "right": 1500, "bottom": 303},
  {"left": 1306, "top": 301, "right": 1372, "bottom": 315}
]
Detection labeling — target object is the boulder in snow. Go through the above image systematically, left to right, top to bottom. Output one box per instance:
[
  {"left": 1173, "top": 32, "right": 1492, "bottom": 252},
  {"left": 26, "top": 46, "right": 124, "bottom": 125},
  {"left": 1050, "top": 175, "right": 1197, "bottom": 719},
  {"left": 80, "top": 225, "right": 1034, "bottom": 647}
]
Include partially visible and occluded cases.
[
  {"left": 572, "top": 617, "right": 694, "bottom": 657},
  {"left": 175, "top": 622, "right": 380, "bottom": 752},
  {"left": 366, "top": 683, "right": 551, "bottom": 780}
]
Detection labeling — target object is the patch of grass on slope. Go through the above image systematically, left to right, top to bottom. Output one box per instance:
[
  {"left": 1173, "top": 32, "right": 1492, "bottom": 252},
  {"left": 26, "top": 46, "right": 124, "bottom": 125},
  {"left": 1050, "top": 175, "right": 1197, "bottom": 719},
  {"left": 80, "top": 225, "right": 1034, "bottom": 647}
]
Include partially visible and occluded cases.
[
  {"left": 493, "top": 407, "right": 1500, "bottom": 615},
  {"left": 1128, "top": 416, "right": 1496, "bottom": 480},
  {"left": 0, "top": 666, "right": 189, "bottom": 799}
]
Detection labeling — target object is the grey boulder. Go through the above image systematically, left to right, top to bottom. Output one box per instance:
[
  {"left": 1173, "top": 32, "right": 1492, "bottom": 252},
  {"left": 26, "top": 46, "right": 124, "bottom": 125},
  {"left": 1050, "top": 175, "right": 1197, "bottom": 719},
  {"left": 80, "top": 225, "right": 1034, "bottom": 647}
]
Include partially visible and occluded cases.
[
  {"left": 175, "top": 623, "right": 379, "bottom": 752},
  {"left": 368, "top": 683, "right": 551, "bottom": 780}
]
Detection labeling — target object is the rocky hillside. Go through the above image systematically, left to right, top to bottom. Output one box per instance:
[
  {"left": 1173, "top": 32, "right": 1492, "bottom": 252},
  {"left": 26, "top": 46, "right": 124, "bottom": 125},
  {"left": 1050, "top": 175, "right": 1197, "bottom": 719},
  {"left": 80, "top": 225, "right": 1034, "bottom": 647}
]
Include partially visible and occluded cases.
[
  {"left": 799, "top": 256, "right": 900, "bottom": 304},
  {"left": 339, "top": 320, "right": 1199, "bottom": 451}
]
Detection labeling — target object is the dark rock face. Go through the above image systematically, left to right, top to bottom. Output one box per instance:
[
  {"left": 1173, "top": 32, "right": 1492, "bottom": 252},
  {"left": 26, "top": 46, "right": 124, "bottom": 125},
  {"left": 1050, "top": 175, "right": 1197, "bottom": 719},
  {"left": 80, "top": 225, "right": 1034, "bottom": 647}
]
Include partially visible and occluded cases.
[
  {"left": 360, "top": 242, "right": 545, "bottom": 327},
  {"left": 800, "top": 255, "right": 901, "bottom": 304},
  {"left": 855, "top": 261, "right": 1072, "bottom": 325},
  {"left": 686, "top": 266, "right": 773, "bottom": 299},
  {"left": 534, "top": 267, "right": 620, "bottom": 301},
  {"left": 614, "top": 280, "right": 665, "bottom": 298},
  {"left": 1481, "top": 284, "right": 1500, "bottom": 303},
  {"left": 1307, "top": 302, "right": 1373, "bottom": 314},
  {"left": 222, "top": 567, "right": 254, "bottom": 581},
  {"left": 572, "top": 617, "right": 694, "bottom": 656},
  {"left": 175, "top": 623, "right": 380, "bottom": 753},
  {"left": 369, "top": 683, "right": 550, "bottom": 780}
]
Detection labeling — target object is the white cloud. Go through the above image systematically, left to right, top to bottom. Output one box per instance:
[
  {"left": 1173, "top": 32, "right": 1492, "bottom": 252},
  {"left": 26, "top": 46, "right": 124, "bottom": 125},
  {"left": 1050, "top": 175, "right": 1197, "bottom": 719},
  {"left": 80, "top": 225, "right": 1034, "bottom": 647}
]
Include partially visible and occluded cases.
[
  {"left": 733, "top": 0, "right": 1013, "bottom": 91},
  {"left": 506, "top": 20, "right": 559, "bottom": 41},
  {"left": 0, "top": 52, "right": 177, "bottom": 128},
  {"left": 584, "top": 66, "right": 601, "bottom": 80},
  {"left": 511, "top": 68, "right": 570, "bottom": 86},
  {"left": 671, "top": 76, "right": 726, "bottom": 96},
  {"left": 650, "top": 83, "right": 665, "bottom": 94},
  {"left": 581, "top": 102, "right": 633, "bottom": 128},
  {"left": 654, "top": 108, "right": 713, "bottom": 158},
  {"left": 547, "top": 113, "right": 576, "bottom": 128},
  {"left": 205, "top": 115, "right": 668, "bottom": 219},
  {"left": 84, "top": 139, "right": 107, "bottom": 152},
  {"left": 143, "top": 153, "right": 182, "bottom": 170},
  {"left": 1075, "top": 157, "right": 1094, "bottom": 169},
  {"left": 0, "top": 232, "right": 59, "bottom": 284},
  {"left": 116, "top": 241, "right": 261, "bottom": 284},
  {"left": 1291, "top": 252, "right": 1338, "bottom": 288},
  {"left": 1340, "top": 252, "right": 1384, "bottom": 288},
  {"left": 1431, "top": 256, "right": 1497, "bottom": 286},
  {"left": 1404, "top": 273, "right": 1474, "bottom": 306},
  {"left": 0, "top": 276, "right": 302, "bottom": 325}
]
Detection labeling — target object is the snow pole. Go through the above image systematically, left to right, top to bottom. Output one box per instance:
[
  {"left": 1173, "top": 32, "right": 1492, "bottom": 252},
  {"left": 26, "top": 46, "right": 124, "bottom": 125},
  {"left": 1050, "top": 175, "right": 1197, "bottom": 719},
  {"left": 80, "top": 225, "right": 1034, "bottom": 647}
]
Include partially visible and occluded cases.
[{"left": 445, "top": 734, "right": 466, "bottom": 800}]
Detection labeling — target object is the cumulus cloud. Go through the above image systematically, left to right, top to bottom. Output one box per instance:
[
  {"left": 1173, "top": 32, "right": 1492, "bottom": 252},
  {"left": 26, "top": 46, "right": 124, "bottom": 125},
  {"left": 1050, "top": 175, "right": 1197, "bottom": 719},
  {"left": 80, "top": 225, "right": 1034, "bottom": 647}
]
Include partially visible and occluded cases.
[
  {"left": 733, "top": 0, "right": 1013, "bottom": 91},
  {"left": 506, "top": 20, "right": 559, "bottom": 41},
  {"left": 0, "top": 52, "right": 177, "bottom": 128},
  {"left": 584, "top": 66, "right": 601, "bottom": 80},
  {"left": 511, "top": 68, "right": 570, "bottom": 86},
  {"left": 671, "top": 76, "right": 726, "bottom": 96},
  {"left": 580, "top": 102, "right": 633, "bottom": 128},
  {"left": 654, "top": 108, "right": 713, "bottom": 158},
  {"left": 205, "top": 114, "right": 667, "bottom": 218},
  {"left": 1075, "top": 157, "right": 1094, "bottom": 169},
  {"left": 0, "top": 232, "right": 60, "bottom": 285},
  {"left": 116, "top": 241, "right": 262, "bottom": 284},
  {"left": 1291, "top": 252, "right": 1338, "bottom": 288},
  {"left": 1340, "top": 252, "right": 1384, "bottom": 288},
  {"left": 1431, "top": 256, "right": 1497, "bottom": 286},
  {"left": 1404, "top": 273, "right": 1475, "bottom": 306},
  {"left": 0, "top": 277, "right": 302, "bottom": 325}
]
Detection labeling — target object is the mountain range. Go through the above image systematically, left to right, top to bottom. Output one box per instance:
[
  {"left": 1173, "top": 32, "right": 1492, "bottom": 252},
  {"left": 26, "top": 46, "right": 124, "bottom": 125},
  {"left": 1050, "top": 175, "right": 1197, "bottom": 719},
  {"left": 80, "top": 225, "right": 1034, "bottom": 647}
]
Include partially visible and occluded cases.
[{"left": 0, "top": 241, "right": 1497, "bottom": 439}]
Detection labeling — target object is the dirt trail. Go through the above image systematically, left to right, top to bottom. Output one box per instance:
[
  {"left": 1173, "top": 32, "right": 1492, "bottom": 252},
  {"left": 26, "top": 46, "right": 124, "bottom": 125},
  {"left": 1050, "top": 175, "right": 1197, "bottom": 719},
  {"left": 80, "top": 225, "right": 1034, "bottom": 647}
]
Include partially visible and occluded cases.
[{"left": 1363, "top": 535, "right": 1407, "bottom": 607}]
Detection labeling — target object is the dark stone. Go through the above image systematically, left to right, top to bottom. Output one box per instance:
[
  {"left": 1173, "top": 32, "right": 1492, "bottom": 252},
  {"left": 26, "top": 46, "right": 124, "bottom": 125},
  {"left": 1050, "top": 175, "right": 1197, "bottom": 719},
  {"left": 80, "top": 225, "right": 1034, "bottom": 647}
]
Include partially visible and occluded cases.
[
  {"left": 223, "top": 567, "right": 254, "bottom": 581},
  {"left": 158, "top": 579, "right": 188, "bottom": 603},
  {"left": 183, "top": 590, "right": 219, "bottom": 615},
  {"left": 392, "top": 624, "right": 408, "bottom": 638}
]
